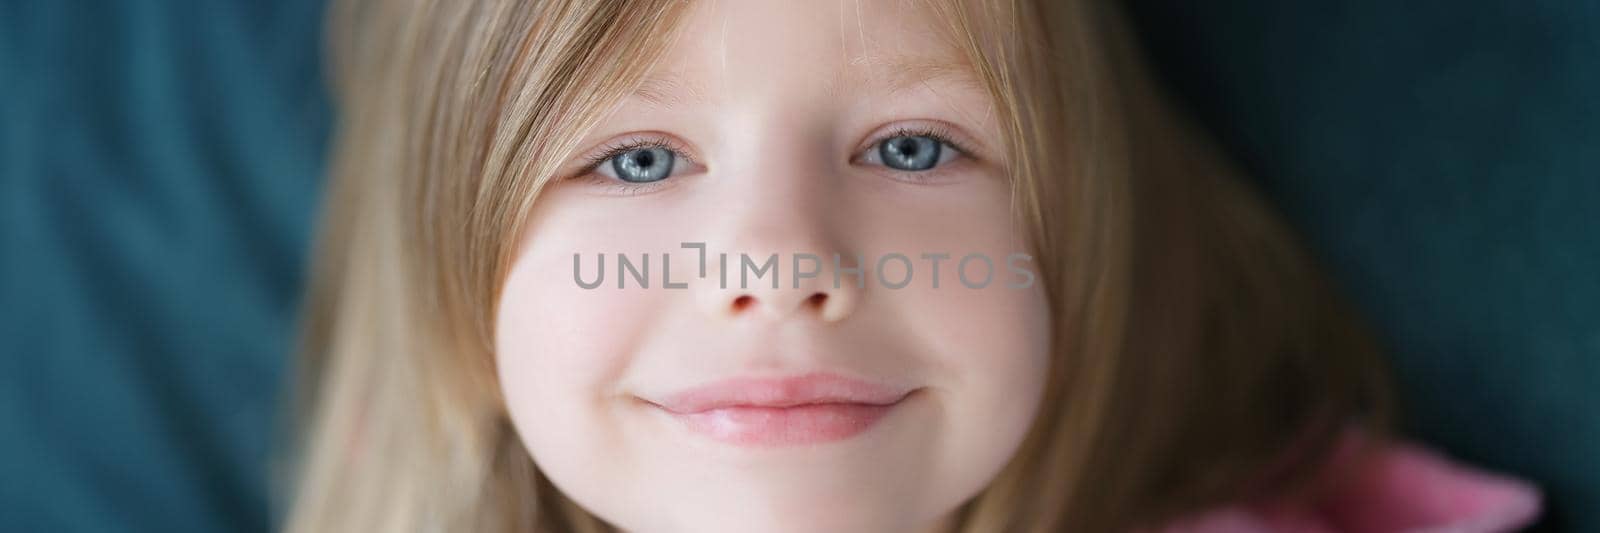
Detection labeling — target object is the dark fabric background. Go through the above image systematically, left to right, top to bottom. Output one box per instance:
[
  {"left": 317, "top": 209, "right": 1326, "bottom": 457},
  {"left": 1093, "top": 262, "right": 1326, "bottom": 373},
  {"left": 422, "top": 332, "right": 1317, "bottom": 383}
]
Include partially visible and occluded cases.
[
  {"left": 0, "top": 1, "right": 1592, "bottom": 531},
  {"left": 1, "top": 1, "right": 329, "bottom": 531},
  {"left": 1125, "top": 2, "right": 1599, "bottom": 531}
]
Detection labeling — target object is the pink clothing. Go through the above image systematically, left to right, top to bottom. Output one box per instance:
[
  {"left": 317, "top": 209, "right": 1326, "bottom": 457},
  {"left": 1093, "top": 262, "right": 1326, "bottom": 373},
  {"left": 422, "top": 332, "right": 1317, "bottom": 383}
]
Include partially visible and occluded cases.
[{"left": 1157, "top": 430, "right": 1542, "bottom": 533}]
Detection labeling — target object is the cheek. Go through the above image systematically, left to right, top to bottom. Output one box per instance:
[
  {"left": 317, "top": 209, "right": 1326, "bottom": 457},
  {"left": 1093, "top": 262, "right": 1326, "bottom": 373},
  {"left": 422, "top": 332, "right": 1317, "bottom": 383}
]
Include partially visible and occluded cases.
[
  {"left": 851, "top": 177, "right": 1053, "bottom": 392},
  {"left": 845, "top": 179, "right": 1055, "bottom": 500},
  {"left": 496, "top": 185, "right": 689, "bottom": 416},
  {"left": 493, "top": 205, "right": 680, "bottom": 500},
  {"left": 495, "top": 254, "right": 627, "bottom": 472},
  {"left": 497, "top": 260, "right": 638, "bottom": 407},
  {"left": 903, "top": 281, "right": 1052, "bottom": 481}
]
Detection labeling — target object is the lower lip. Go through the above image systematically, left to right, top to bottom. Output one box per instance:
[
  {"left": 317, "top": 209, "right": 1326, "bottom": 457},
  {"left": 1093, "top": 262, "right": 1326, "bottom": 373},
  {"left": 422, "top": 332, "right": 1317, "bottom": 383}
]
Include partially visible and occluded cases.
[{"left": 670, "top": 401, "right": 900, "bottom": 447}]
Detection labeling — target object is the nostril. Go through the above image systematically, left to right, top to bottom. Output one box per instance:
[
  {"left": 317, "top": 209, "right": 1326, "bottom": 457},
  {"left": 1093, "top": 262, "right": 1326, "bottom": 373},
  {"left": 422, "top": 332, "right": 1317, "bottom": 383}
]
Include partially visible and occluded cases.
[{"left": 732, "top": 295, "right": 755, "bottom": 312}]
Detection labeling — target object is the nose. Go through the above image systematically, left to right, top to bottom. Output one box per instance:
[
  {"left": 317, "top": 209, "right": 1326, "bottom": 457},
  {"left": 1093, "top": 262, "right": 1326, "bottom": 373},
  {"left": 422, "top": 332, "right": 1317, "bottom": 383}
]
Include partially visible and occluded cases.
[
  {"left": 691, "top": 165, "right": 862, "bottom": 323},
  {"left": 694, "top": 245, "right": 862, "bottom": 323}
]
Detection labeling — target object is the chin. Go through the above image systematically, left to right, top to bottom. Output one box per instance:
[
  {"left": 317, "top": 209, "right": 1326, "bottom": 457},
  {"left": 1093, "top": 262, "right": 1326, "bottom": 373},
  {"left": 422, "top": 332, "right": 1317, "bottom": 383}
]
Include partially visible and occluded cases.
[{"left": 645, "top": 503, "right": 926, "bottom": 533}]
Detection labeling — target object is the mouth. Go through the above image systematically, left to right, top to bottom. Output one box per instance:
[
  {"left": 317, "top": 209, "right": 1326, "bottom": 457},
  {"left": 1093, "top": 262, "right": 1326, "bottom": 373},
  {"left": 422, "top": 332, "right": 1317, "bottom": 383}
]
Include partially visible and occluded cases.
[{"left": 642, "top": 372, "right": 917, "bottom": 447}]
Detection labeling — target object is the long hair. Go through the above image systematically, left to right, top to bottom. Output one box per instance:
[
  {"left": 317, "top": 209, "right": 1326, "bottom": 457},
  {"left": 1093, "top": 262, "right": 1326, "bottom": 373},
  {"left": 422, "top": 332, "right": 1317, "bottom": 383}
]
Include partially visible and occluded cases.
[{"left": 282, "top": 1, "right": 1391, "bottom": 531}]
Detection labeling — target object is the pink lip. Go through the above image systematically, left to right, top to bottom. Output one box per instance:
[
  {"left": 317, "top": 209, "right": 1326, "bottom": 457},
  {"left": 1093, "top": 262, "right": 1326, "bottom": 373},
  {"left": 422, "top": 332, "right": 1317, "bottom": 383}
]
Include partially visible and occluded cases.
[{"left": 649, "top": 372, "right": 914, "bottom": 447}]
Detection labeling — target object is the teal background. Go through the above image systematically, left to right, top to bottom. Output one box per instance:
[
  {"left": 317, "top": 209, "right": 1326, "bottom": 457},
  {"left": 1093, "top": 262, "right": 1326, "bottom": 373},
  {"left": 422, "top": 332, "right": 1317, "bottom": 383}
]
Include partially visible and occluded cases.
[
  {"left": 0, "top": 1, "right": 1593, "bottom": 531},
  {"left": 1, "top": 1, "right": 328, "bottom": 531},
  {"left": 1125, "top": 3, "right": 1599, "bottom": 531}
]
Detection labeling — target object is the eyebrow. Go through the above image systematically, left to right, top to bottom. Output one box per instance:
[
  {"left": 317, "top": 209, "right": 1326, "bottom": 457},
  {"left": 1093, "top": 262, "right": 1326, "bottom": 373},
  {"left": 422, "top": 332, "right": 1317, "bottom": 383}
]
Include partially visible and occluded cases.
[
  {"left": 629, "top": 53, "right": 983, "bottom": 109},
  {"left": 829, "top": 53, "right": 985, "bottom": 100},
  {"left": 633, "top": 71, "right": 710, "bottom": 110}
]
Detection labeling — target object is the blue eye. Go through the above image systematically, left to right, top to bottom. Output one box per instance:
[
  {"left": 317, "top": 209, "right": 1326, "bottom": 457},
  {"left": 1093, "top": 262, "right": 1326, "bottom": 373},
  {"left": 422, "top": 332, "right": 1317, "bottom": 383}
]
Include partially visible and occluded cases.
[
  {"left": 868, "top": 134, "right": 959, "bottom": 171},
  {"left": 599, "top": 146, "right": 677, "bottom": 183}
]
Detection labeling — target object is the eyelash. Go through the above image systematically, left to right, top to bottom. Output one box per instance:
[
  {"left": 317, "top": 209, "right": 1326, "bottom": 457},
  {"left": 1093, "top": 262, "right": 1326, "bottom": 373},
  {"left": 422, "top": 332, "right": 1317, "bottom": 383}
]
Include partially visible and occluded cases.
[
  {"left": 570, "top": 125, "right": 976, "bottom": 194},
  {"left": 859, "top": 125, "right": 973, "bottom": 182},
  {"left": 868, "top": 125, "right": 972, "bottom": 161},
  {"left": 571, "top": 135, "right": 696, "bottom": 195}
]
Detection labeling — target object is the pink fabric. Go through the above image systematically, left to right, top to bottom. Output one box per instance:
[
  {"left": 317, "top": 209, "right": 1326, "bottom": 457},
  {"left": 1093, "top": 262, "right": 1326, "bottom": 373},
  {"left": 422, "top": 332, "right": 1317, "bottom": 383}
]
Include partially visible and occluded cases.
[{"left": 1156, "top": 430, "right": 1542, "bottom": 533}]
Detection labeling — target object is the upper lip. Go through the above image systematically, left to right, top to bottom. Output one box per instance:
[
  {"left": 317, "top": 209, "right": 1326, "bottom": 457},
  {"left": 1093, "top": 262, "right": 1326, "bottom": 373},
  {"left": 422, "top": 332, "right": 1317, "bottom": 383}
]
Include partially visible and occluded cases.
[{"left": 648, "top": 372, "right": 915, "bottom": 414}]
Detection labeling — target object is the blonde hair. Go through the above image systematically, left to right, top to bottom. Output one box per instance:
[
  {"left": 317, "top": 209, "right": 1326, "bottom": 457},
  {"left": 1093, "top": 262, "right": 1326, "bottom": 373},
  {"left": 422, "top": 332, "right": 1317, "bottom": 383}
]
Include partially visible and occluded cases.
[{"left": 282, "top": 1, "right": 1390, "bottom": 531}]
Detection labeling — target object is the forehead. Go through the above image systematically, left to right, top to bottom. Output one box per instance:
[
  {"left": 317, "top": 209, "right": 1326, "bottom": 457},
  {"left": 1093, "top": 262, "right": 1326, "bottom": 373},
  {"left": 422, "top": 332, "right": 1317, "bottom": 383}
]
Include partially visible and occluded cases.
[{"left": 633, "top": 0, "right": 981, "bottom": 108}]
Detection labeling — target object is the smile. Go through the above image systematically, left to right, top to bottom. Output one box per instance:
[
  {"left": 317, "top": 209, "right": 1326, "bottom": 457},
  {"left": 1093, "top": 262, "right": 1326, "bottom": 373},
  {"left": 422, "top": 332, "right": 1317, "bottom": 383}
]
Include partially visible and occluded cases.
[{"left": 643, "top": 372, "right": 917, "bottom": 447}]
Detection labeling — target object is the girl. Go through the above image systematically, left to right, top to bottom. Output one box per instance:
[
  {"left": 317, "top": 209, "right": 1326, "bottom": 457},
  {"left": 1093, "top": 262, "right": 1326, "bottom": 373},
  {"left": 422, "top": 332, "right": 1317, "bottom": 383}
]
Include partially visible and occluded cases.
[{"left": 283, "top": 0, "right": 1541, "bottom": 531}]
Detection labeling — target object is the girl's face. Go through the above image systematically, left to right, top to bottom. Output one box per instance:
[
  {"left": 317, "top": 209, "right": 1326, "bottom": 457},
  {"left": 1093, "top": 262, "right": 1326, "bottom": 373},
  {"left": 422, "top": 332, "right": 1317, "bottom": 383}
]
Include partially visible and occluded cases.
[{"left": 496, "top": 1, "right": 1050, "bottom": 531}]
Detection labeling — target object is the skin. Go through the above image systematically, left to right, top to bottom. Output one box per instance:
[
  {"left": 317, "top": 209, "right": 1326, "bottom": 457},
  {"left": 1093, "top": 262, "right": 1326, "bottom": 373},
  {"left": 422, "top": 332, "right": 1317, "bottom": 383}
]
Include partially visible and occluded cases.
[{"left": 495, "top": 1, "right": 1051, "bottom": 532}]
